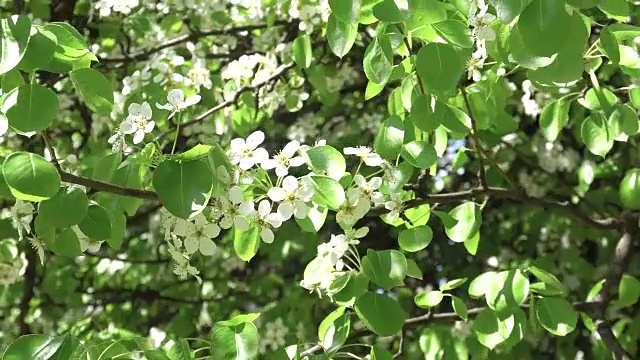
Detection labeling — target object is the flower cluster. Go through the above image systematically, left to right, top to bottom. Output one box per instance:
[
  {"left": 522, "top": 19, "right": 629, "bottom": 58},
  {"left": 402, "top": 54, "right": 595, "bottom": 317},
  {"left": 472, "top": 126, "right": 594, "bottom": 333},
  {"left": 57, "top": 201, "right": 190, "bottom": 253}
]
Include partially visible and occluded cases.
[{"left": 466, "top": 0, "right": 496, "bottom": 82}]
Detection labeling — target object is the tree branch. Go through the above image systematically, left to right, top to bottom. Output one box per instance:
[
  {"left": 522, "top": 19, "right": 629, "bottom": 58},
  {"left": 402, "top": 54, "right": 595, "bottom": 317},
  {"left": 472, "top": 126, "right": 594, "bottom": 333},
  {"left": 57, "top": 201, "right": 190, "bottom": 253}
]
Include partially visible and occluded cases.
[
  {"left": 98, "top": 21, "right": 292, "bottom": 63},
  {"left": 460, "top": 85, "right": 488, "bottom": 189},
  {"left": 373, "top": 186, "right": 619, "bottom": 230},
  {"left": 593, "top": 212, "right": 637, "bottom": 360},
  {"left": 17, "top": 243, "right": 37, "bottom": 335},
  {"left": 300, "top": 301, "right": 603, "bottom": 357}
]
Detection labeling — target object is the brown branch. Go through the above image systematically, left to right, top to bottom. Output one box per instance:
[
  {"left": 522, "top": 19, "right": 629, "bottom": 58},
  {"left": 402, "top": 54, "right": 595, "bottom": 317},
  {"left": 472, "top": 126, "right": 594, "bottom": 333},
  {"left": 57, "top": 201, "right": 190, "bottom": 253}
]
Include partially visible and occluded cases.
[
  {"left": 98, "top": 21, "right": 292, "bottom": 63},
  {"left": 155, "top": 62, "right": 296, "bottom": 141},
  {"left": 460, "top": 86, "right": 488, "bottom": 189},
  {"left": 41, "top": 130, "right": 60, "bottom": 171},
  {"left": 59, "top": 170, "right": 158, "bottom": 200},
  {"left": 371, "top": 186, "right": 619, "bottom": 230},
  {"left": 593, "top": 212, "right": 637, "bottom": 360},
  {"left": 17, "top": 243, "right": 37, "bottom": 335},
  {"left": 300, "top": 301, "right": 603, "bottom": 357}
]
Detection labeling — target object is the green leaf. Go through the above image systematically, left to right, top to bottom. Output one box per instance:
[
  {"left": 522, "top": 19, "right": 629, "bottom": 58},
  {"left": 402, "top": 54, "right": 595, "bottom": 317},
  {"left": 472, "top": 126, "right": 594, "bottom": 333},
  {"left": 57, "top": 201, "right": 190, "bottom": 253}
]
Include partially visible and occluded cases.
[
  {"left": 330, "top": 0, "right": 361, "bottom": 24},
  {"left": 372, "top": 0, "right": 405, "bottom": 23},
  {"left": 490, "top": 0, "right": 532, "bottom": 23},
  {"left": 517, "top": 0, "right": 570, "bottom": 56},
  {"left": 327, "top": 14, "right": 358, "bottom": 58},
  {"left": 0, "top": 16, "right": 31, "bottom": 75},
  {"left": 432, "top": 20, "right": 473, "bottom": 48},
  {"left": 41, "top": 22, "right": 97, "bottom": 73},
  {"left": 599, "top": 25, "right": 620, "bottom": 63},
  {"left": 17, "top": 27, "right": 57, "bottom": 71},
  {"left": 292, "top": 34, "right": 312, "bottom": 69},
  {"left": 363, "top": 37, "right": 392, "bottom": 85},
  {"left": 416, "top": 43, "right": 465, "bottom": 96},
  {"left": 70, "top": 68, "right": 114, "bottom": 115},
  {"left": 1, "top": 83, "right": 59, "bottom": 132},
  {"left": 410, "top": 94, "right": 442, "bottom": 132},
  {"left": 539, "top": 98, "right": 570, "bottom": 142},
  {"left": 441, "top": 103, "right": 472, "bottom": 134},
  {"left": 581, "top": 113, "right": 614, "bottom": 158},
  {"left": 374, "top": 115, "right": 404, "bottom": 161},
  {"left": 401, "top": 141, "right": 437, "bottom": 169},
  {"left": 304, "top": 145, "right": 346, "bottom": 180},
  {"left": 2, "top": 152, "right": 61, "bottom": 201},
  {"left": 93, "top": 152, "right": 122, "bottom": 182},
  {"left": 153, "top": 159, "right": 213, "bottom": 219},
  {"left": 308, "top": 175, "right": 345, "bottom": 210},
  {"left": 38, "top": 186, "right": 89, "bottom": 228},
  {"left": 445, "top": 202, "right": 481, "bottom": 243},
  {"left": 78, "top": 204, "right": 112, "bottom": 241},
  {"left": 295, "top": 204, "right": 327, "bottom": 232},
  {"left": 106, "top": 211, "right": 126, "bottom": 250},
  {"left": 234, "top": 225, "right": 260, "bottom": 262},
  {"left": 398, "top": 225, "right": 433, "bottom": 252},
  {"left": 43, "top": 227, "right": 82, "bottom": 257},
  {"left": 361, "top": 249, "right": 408, "bottom": 290},
  {"left": 405, "top": 258, "right": 423, "bottom": 280},
  {"left": 528, "top": 266, "right": 565, "bottom": 295},
  {"left": 485, "top": 269, "right": 530, "bottom": 314},
  {"left": 333, "top": 271, "right": 369, "bottom": 307},
  {"left": 469, "top": 272, "right": 497, "bottom": 298},
  {"left": 614, "top": 274, "right": 640, "bottom": 309},
  {"left": 441, "top": 278, "right": 468, "bottom": 291},
  {"left": 529, "top": 282, "right": 564, "bottom": 296},
  {"left": 415, "top": 290, "right": 444, "bottom": 308},
  {"left": 354, "top": 291, "right": 407, "bottom": 336},
  {"left": 451, "top": 296, "right": 468, "bottom": 320},
  {"left": 535, "top": 297, "right": 577, "bottom": 336},
  {"left": 318, "top": 308, "right": 350, "bottom": 352},
  {"left": 472, "top": 308, "right": 512, "bottom": 349},
  {"left": 217, "top": 313, "right": 261, "bottom": 327},
  {"left": 210, "top": 323, "right": 259, "bottom": 360},
  {"left": 2, "top": 334, "right": 67, "bottom": 360},
  {"left": 168, "top": 339, "right": 192, "bottom": 360},
  {"left": 370, "top": 345, "right": 393, "bottom": 360}
]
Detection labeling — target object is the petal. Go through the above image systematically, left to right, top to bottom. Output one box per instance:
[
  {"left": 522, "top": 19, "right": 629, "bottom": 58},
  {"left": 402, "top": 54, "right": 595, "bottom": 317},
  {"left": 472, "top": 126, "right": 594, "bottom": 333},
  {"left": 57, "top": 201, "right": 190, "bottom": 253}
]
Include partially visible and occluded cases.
[
  {"left": 168, "top": 89, "right": 185, "bottom": 106},
  {"left": 184, "top": 95, "right": 201, "bottom": 107},
  {"left": 141, "top": 102, "right": 153, "bottom": 118},
  {"left": 128, "top": 103, "right": 141, "bottom": 116},
  {"left": 156, "top": 103, "right": 173, "bottom": 111},
  {"left": 120, "top": 120, "right": 136, "bottom": 134},
  {"left": 144, "top": 121, "right": 155, "bottom": 133},
  {"left": 133, "top": 130, "right": 145, "bottom": 144},
  {"left": 246, "top": 131, "right": 265, "bottom": 149},
  {"left": 229, "top": 138, "right": 246, "bottom": 151},
  {"left": 282, "top": 140, "right": 300, "bottom": 157},
  {"left": 343, "top": 147, "right": 357, "bottom": 155},
  {"left": 252, "top": 148, "right": 269, "bottom": 163},
  {"left": 239, "top": 157, "right": 254, "bottom": 170},
  {"left": 288, "top": 157, "right": 306, "bottom": 167},
  {"left": 261, "top": 159, "right": 278, "bottom": 170},
  {"left": 275, "top": 165, "right": 288, "bottom": 177},
  {"left": 354, "top": 175, "right": 365, "bottom": 187},
  {"left": 282, "top": 176, "right": 298, "bottom": 192},
  {"left": 369, "top": 177, "right": 383, "bottom": 189},
  {"left": 228, "top": 186, "right": 244, "bottom": 204},
  {"left": 267, "top": 187, "right": 286, "bottom": 202},
  {"left": 239, "top": 200, "right": 255, "bottom": 216},
  {"left": 258, "top": 200, "right": 271, "bottom": 216},
  {"left": 277, "top": 202, "right": 294, "bottom": 220},
  {"left": 293, "top": 202, "right": 309, "bottom": 219},
  {"left": 266, "top": 213, "right": 282, "bottom": 227},
  {"left": 234, "top": 216, "right": 250, "bottom": 231},
  {"left": 204, "top": 223, "right": 221, "bottom": 238},
  {"left": 354, "top": 226, "right": 369, "bottom": 238},
  {"left": 260, "top": 228, "right": 274, "bottom": 243},
  {"left": 184, "top": 237, "right": 199, "bottom": 255},
  {"left": 199, "top": 238, "right": 216, "bottom": 256}
]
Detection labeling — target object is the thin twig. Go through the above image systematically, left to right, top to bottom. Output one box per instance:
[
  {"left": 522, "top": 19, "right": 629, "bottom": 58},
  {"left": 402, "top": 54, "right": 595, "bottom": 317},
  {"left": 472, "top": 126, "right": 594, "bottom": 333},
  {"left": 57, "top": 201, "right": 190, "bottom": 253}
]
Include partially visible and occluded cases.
[{"left": 460, "top": 86, "right": 488, "bottom": 189}]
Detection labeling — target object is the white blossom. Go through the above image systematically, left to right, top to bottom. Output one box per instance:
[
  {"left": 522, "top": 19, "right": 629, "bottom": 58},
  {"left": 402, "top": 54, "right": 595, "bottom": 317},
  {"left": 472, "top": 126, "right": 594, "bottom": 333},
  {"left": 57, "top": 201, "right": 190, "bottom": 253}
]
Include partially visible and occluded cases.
[
  {"left": 156, "top": 89, "right": 201, "bottom": 119},
  {"left": 121, "top": 102, "right": 154, "bottom": 144},
  {"left": 227, "top": 131, "right": 269, "bottom": 170},
  {"left": 261, "top": 140, "right": 306, "bottom": 177},
  {"left": 343, "top": 146, "right": 385, "bottom": 167},
  {"left": 347, "top": 175, "right": 384, "bottom": 206},
  {"left": 267, "top": 176, "right": 314, "bottom": 220},
  {"left": 219, "top": 186, "right": 251, "bottom": 230},
  {"left": 336, "top": 197, "right": 370, "bottom": 226},
  {"left": 1, "top": 200, "right": 34, "bottom": 239},
  {"left": 242, "top": 200, "right": 282, "bottom": 244}
]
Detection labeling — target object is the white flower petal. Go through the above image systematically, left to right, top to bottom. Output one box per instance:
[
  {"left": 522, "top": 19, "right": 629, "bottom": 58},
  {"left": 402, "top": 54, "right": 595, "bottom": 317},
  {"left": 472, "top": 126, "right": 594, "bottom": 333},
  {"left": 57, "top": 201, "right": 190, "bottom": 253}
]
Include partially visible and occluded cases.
[
  {"left": 168, "top": 89, "right": 185, "bottom": 106},
  {"left": 246, "top": 131, "right": 265, "bottom": 149},
  {"left": 282, "top": 140, "right": 300, "bottom": 157},
  {"left": 282, "top": 176, "right": 299, "bottom": 192},
  {"left": 228, "top": 186, "right": 244, "bottom": 204},
  {"left": 267, "top": 187, "right": 286, "bottom": 202},
  {"left": 239, "top": 200, "right": 255, "bottom": 216},
  {"left": 258, "top": 200, "right": 271, "bottom": 217},
  {"left": 277, "top": 202, "right": 294, "bottom": 220},
  {"left": 234, "top": 217, "right": 250, "bottom": 231},
  {"left": 260, "top": 228, "right": 274, "bottom": 243},
  {"left": 184, "top": 237, "right": 199, "bottom": 254},
  {"left": 199, "top": 238, "right": 216, "bottom": 256}
]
